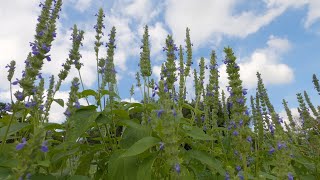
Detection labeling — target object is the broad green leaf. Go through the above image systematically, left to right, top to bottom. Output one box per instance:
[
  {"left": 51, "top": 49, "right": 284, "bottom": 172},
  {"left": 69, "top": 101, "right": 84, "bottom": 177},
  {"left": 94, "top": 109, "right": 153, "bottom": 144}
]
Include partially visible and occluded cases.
[
  {"left": 78, "top": 89, "right": 97, "bottom": 98},
  {"left": 53, "top": 99, "right": 64, "bottom": 107},
  {"left": 66, "top": 106, "right": 100, "bottom": 142},
  {"left": 113, "top": 109, "right": 130, "bottom": 119},
  {"left": 0, "top": 123, "right": 31, "bottom": 139},
  {"left": 43, "top": 123, "right": 63, "bottom": 130},
  {"left": 183, "top": 126, "right": 215, "bottom": 141},
  {"left": 121, "top": 137, "right": 160, "bottom": 157},
  {"left": 108, "top": 150, "right": 139, "bottom": 180},
  {"left": 186, "top": 150, "right": 225, "bottom": 175},
  {"left": 75, "top": 153, "right": 94, "bottom": 176},
  {"left": 137, "top": 153, "right": 158, "bottom": 180},
  {"left": 37, "top": 160, "right": 50, "bottom": 168},
  {"left": 0, "top": 167, "right": 11, "bottom": 179},
  {"left": 258, "top": 171, "right": 277, "bottom": 180}
]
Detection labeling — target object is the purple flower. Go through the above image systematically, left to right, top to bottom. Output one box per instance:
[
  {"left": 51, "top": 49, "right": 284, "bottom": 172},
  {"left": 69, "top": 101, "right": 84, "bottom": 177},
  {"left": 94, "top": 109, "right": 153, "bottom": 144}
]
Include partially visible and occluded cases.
[
  {"left": 52, "top": 32, "right": 57, "bottom": 38},
  {"left": 42, "top": 43, "right": 50, "bottom": 53},
  {"left": 45, "top": 55, "right": 51, "bottom": 61},
  {"left": 234, "top": 64, "right": 240, "bottom": 69},
  {"left": 12, "top": 78, "right": 20, "bottom": 85},
  {"left": 72, "top": 81, "right": 80, "bottom": 88},
  {"left": 242, "top": 88, "right": 248, "bottom": 95},
  {"left": 15, "top": 91, "right": 24, "bottom": 101},
  {"left": 237, "top": 98, "right": 244, "bottom": 105},
  {"left": 25, "top": 101, "right": 37, "bottom": 108},
  {"left": 74, "top": 101, "right": 81, "bottom": 109},
  {"left": 4, "top": 103, "right": 12, "bottom": 111},
  {"left": 64, "top": 109, "right": 71, "bottom": 117},
  {"left": 156, "top": 109, "right": 164, "bottom": 118},
  {"left": 172, "top": 109, "right": 177, "bottom": 117},
  {"left": 244, "top": 109, "right": 250, "bottom": 116},
  {"left": 239, "top": 119, "right": 243, "bottom": 126},
  {"left": 269, "top": 124, "right": 274, "bottom": 135},
  {"left": 233, "top": 130, "right": 239, "bottom": 136},
  {"left": 247, "top": 136, "right": 252, "bottom": 143},
  {"left": 16, "top": 138, "right": 27, "bottom": 150},
  {"left": 41, "top": 141, "right": 48, "bottom": 152},
  {"left": 159, "top": 142, "right": 165, "bottom": 150},
  {"left": 277, "top": 142, "right": 286, "bottom": 150},
  {"left": 269, "top": 147, "right": 275, "bottom": 154},
  {"left": 174, "top": 163, "right": 181, "bottom": 174},
  {"left": 236, "top": 165, "right": 241, "bottom": 171},
  {"left": 225, "top": 172, "right": 230, "bottom": 180},
  {"left": 288, "top": 173, "right": 293, "bottom": 180},
  {"left": 238, "top": 174, "right": 244, "bottom": 180}
]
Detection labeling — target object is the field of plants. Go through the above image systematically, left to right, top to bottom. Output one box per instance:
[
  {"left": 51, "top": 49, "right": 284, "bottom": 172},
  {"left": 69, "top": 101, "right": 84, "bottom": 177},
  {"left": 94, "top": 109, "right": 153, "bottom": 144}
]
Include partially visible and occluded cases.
[{"left": 0, "top": 0, "right": 320, "bottom": 179}]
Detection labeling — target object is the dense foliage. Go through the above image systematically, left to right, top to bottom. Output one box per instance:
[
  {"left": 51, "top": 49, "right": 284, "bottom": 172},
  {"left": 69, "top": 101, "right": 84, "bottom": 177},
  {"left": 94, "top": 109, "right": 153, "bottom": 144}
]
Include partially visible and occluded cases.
[{"left": 0, "top": 1, "right": 319, "bottom": 179}]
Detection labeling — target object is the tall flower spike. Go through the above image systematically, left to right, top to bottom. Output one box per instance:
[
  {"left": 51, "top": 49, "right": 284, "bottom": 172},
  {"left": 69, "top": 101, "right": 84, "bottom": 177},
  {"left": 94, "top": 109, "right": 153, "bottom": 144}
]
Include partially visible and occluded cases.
[
  {"left": 140, "top": 25, "right": 152, "bottom": 77},
  {"left": 184, "top": 28, "right": 193, "bottom": 77},
  {"left": 6, "top": 60, "right": 16, "bottom": 82}
]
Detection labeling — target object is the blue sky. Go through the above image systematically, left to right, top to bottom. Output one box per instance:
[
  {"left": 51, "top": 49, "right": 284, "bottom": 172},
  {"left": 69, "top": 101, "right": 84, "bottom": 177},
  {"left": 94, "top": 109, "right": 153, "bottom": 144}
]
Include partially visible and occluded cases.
[{"left": 1, "top": 0, "right": 320, "bottom": 123}]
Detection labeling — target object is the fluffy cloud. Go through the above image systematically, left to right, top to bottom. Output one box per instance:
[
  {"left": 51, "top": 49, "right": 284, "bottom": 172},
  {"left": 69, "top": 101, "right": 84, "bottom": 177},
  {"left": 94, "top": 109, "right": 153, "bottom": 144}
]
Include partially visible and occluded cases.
[
  {"left": 164, "top": 0, "right": 320, "bottom": 48},
  {"left": 0, "top": 1, "right": 39, "bottom": 91},
  {"left": 218, "top": 35, "right": 294, "bottom": 90}
]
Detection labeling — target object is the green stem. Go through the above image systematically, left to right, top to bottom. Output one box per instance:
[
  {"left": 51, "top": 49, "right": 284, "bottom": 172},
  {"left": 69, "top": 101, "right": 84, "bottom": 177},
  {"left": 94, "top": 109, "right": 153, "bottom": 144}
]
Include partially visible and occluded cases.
[
  {"left": 78, "top": 70, "right": 90, "bottom": 105},
  {"left": 1, "top": 111, "right": 16, "bottom": 153}
]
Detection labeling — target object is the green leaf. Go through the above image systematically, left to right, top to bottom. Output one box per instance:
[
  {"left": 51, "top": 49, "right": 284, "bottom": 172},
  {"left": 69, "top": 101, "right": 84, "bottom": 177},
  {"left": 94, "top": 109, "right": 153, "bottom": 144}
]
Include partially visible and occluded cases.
[
  {"left": 78, "top": 89, "right": 97, "bottom": 99},
  {"left": 100, "top": 90, "right": 120, "bottom": 99},
  {"left": 53, "top": 99, "right": 64, "bottom": 107},
  {"left": 67, "top": 107, "right": 100, "bottom": 142},
  {"left": 113, "top": 109, "right": 130, "bottom": 119},
  {"left": 0, "top": 123, "right": 31, "bottom": 139},
  {"left": 183, "top": 126, "right": 215, "bottom": 141},
  {"left": 121, "top": 137, "right": 160, "bottom": 157},
  {"left": 108, "top": 150, "right": 139, "bottom": 179},
  {"left": 186, "top": 150, "right": 225, "bottom": 175},
  {"left": 75, "top": 153, "right": 94, "bottom": 176},
  {"left": 137, "top": 153, "right": 158, "bottom": 180},
  {"left": 37, "top": 160, "right": 50, "bottom": 168},
  {"left": 258, "top": 171, "right": 277, "bottom": 180},
  {"left": 30, "top": 174, "right": 56, "bottom": 180},
  {"left": 69, "top": 175, "right": 90, "bottom": 180}
]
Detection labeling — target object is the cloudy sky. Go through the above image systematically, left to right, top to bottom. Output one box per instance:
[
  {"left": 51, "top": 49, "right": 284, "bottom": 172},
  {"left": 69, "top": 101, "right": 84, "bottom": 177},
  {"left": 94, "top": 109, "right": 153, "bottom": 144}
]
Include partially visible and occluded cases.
[{"left": 1, "top": 0, "right": 320, "bottom": 123}]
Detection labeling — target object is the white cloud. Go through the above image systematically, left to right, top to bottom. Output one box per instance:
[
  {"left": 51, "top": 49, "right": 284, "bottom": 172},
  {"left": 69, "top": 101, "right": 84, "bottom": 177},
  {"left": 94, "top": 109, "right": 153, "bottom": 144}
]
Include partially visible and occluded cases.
[
  {"left": 70, "top": 0, "right": 93, "bottom": 12},
  {"left": 122, "top": 0, "right": 161, "bottom": 24},
  {"left": 164, "top": 0, "right": 320, "bottom": 48},
  {"left": 164, "top": 0, "right": 286, "bottom": 47},
  {"left": 0, "top": 1, "right": 39, "bottom": 91},
  {"left": 148, "top": 22, "right": 169, "bottom": 57},
  {"left": 218, "top": 35, "right": 294, "bottom": 90},
  {"left": 122, "top": 97, "right": 139, "bottom": 103}
]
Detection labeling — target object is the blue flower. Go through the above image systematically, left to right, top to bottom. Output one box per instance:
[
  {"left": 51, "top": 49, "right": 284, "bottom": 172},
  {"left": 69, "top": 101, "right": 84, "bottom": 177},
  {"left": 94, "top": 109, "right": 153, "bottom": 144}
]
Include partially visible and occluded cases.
[
  {"left": 42, "top": 43, "right": 50, "bottom": 53},
  {"left": 45, "top": 55, "right": 51, "bottom": 61},
  {"left": 12, "top": 78, "right": 20, "bottom": 85},
  {"left": 242, "top": 88, "right": 248, "bottom": 95},
  {"left": 15, "top": 91, "right": 24, "bottom": 101},
  {"left": 237, "top": 98, "right": 244, "bottom": 105},
  {"left": 74, "top": 101, "right": 81, "bottom": 109},
  {"left": 4, "top": 103, "right": 12, "bottom": 111},
  {"left": 64, "top": 109, "right": 71, "bottom": 117},
  {"left": 156, "top": 109, "right": 164, "bottom": 118},
  {"left": 239, "top": 119, "right": 243, "bottom": 126},
  {"left": 269, "top": 124, "right": 274, "bottom": 135},
  {"left": 233, "top": 131, "right": 239, "bottom": 136},
  {"left": 247, "top": 136, "right": 252, "bottom": 143},
  {"left": 16, "top": 138, "right": 27, "bottom": 150},
  {"left": 41, "top": 141, "right": 48, "bottom": 152},
  {"left": 159, "top": 142, "right": 164, "bottom": 150},
  {"left": 277, "top": 142, "right": 286, "bottom": 150},
  {"left": 269, "top": 147, "right": 275, "bottom": 154},
  {"left": 174, "top": 163, "right": 181, "bottom": 174},
  {"left": 236, "top": 165, "right": 241, "bottom": 171},
  {"left": 225, "top": 172, "right": 230, "bottom": 180},
  {"left": 288, "top": 173, "right": 293, "bottom": 180}
]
